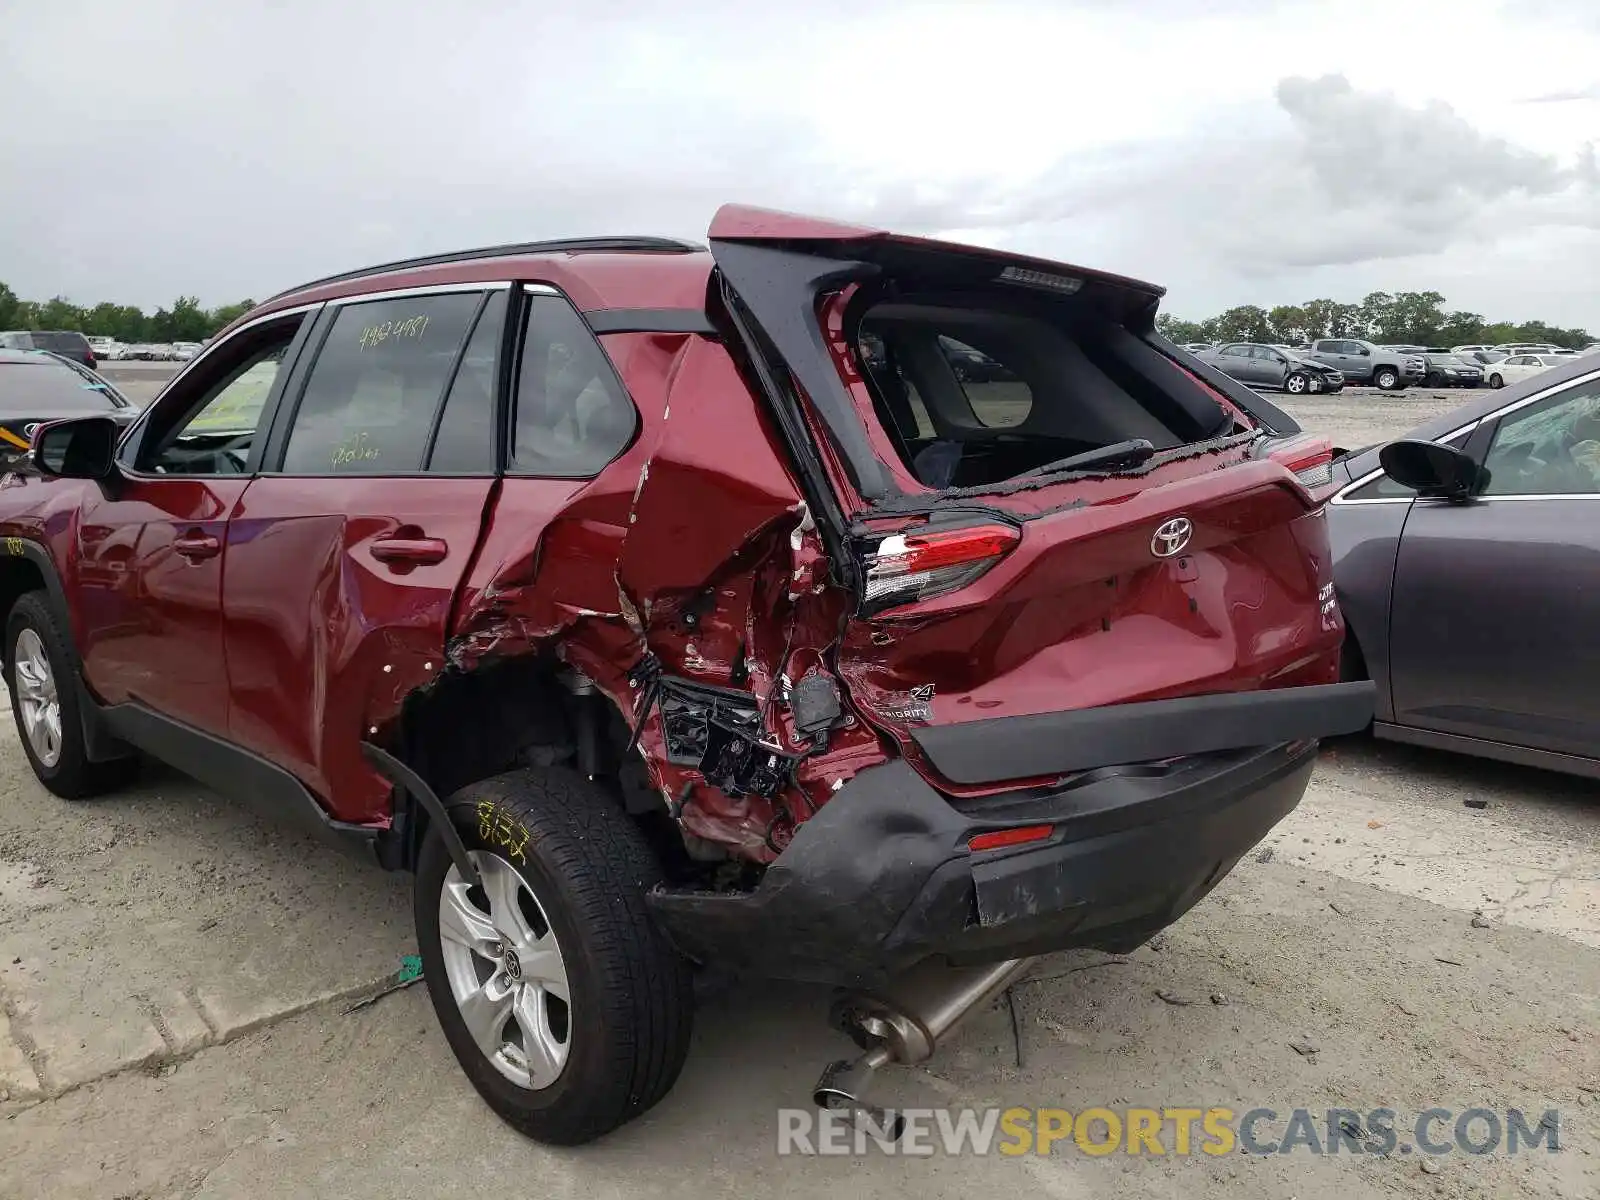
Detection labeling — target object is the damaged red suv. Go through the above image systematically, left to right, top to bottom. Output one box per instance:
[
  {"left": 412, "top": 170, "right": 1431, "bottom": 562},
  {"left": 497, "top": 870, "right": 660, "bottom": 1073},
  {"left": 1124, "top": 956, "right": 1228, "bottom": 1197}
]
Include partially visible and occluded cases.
[{"left": 0, "top": 206, "right": 1370, "bottom": 1143}]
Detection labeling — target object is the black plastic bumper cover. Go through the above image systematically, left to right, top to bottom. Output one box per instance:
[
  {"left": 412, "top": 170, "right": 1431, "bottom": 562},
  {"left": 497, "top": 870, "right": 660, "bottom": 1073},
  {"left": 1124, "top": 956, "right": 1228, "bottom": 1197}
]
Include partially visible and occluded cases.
[
  {"left": 909, "top": 681, "right": 1374, "bottom": 785},
  {"left": 647, "top": 738, "right": 1325, "bottom": 987}
]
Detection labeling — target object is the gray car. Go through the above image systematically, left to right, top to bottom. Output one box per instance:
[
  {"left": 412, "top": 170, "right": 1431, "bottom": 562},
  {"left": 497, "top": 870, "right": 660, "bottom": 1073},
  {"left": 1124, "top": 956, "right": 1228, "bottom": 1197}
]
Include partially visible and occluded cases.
[
  {"left": 1305, "top": 338, "right": 1425, "bottom": 390},
  {"left": 1201, "top": 342, "right": 1344, "bottom": 394},
  {"left": 1325, "top": 353, "right": 1600, "bottom": 777}
]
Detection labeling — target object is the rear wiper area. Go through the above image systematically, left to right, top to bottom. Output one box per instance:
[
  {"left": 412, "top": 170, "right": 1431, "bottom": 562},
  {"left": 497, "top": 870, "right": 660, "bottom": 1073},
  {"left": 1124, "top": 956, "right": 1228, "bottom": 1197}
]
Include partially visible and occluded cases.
[{"left": 1022, "top": 438, "right": 1156, "bottom": 479}]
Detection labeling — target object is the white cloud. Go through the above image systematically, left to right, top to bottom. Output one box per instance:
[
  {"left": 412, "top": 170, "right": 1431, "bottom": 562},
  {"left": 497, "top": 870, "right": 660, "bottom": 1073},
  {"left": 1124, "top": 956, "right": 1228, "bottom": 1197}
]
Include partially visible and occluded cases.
[{"left": 0, "top": 0, "right": 1596, "bottom": 330}]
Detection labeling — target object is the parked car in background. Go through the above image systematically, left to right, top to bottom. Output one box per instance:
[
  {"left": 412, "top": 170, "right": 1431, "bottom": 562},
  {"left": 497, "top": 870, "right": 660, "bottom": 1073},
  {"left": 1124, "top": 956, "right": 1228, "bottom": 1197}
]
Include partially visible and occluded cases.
[
  {"left": 0, "top": 208, "right": 1370, "bottom": 1144},
  {"left": 0, "top": 331, "right": 97, "bottom": 370},
  {"left": 936, "top": 335, "right": 1010, "bottom": 381},
  {"left": 86, "top": 336, "right": 125, "bottom": 362},
  {"left": 1305, "top": 339, "right": 1424, "bottom": 390},
  {"left": 126, "top": 342, "right": 178, "bottom": 361},
  {"left": 171, "top": 342, "right": 202, "bottom": 361},
  {"left": 1181, "top": 342, "right": 1213, "bottom": 353},
  {"left": 1200, "top": 342, "right": 1344, "bottom": 394},
  {"left": 1456, "top": 348, "right": 1507, "bottom": 368},
  {"left": 0, "top": 350, "right": 136, "bottom": 471},
  {"left": 1418, "top": 352, "right": 1484, "bottom": 388},
  {"left": 1486, "top": 353, "right": 1565, "bottom": 388},
  {"left": 1325, "top": 354, "right": 1600, "bottom": 776}
]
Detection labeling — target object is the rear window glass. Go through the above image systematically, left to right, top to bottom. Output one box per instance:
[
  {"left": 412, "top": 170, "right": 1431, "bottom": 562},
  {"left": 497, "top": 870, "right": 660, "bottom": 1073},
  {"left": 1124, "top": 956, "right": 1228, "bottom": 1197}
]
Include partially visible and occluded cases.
[
  {"left": 855, "top": 300, "right": 1228, "bottom": 490},
  {"left": 32, "top": 332, "right": 88, "bottom": 352},
  {"left": 0, "top": 361, "right": 125, "bottom": 413}
]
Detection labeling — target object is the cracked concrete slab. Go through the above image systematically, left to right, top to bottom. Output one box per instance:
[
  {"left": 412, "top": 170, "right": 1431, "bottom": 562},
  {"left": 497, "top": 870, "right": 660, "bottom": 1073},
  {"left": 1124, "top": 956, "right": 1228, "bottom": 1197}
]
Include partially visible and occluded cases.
[{"left": 0, "top": 733, "right": 413, "bottom": 1094}]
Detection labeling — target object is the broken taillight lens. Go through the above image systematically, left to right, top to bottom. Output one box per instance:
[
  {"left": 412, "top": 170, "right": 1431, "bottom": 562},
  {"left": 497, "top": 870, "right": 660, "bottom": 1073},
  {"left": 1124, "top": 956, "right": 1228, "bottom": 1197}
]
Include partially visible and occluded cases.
[{"left": 863, "top": 522, "right": 1021, "bottom": 610}]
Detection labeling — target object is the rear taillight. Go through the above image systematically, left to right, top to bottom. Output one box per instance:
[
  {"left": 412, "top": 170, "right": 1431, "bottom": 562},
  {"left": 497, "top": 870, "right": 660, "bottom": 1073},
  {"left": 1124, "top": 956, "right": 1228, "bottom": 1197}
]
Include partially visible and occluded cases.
[
  {"left": 1267, "top": 434, "right": 1335, "bottom": 495},
  {"left": 863, "top": 522, "right": 1020, "bottom": 610}
]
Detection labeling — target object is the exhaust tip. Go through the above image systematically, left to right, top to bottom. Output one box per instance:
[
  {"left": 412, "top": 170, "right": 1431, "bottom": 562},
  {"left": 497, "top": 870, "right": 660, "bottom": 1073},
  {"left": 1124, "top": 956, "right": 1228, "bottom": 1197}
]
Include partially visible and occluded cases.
[{"left": 812, "top": 1054, "right": 906, "bottom": 1140}]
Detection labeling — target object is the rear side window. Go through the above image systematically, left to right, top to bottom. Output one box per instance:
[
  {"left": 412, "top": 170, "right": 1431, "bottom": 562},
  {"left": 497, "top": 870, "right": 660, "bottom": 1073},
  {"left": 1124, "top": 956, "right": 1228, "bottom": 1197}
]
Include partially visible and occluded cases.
[
  {"left": 282, "top": 293, "right": 481, "bottom": 474},
  {"left": 508, "top": 294, "right": 636, "bottom": 477},
  {"left": 938, "top": 336, "right": 1031, "bottom": 428}
]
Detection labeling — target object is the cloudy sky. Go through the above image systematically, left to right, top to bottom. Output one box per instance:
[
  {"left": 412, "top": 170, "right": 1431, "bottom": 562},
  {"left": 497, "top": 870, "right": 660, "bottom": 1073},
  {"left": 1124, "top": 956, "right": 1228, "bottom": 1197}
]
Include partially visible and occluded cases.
[{"left": 3, "top": 0, "right": 1598, "bottom": 329}]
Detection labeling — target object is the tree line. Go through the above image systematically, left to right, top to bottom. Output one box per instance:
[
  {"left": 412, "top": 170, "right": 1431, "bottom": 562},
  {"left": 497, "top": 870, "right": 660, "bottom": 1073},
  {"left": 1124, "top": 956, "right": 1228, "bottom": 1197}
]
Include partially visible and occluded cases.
[
  {"left": 0, "top": 282, "right": 256, "bottom": 344},
  {"left": 1155, "top": 290, "right": 1593, "bottom": 350}
]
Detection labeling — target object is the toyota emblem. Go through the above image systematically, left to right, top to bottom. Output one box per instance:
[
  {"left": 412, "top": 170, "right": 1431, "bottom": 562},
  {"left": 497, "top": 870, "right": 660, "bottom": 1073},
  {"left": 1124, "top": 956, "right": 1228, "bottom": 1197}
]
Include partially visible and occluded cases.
[{"left": 1151, "top": 516, "right": 1193, "bottom": 558}]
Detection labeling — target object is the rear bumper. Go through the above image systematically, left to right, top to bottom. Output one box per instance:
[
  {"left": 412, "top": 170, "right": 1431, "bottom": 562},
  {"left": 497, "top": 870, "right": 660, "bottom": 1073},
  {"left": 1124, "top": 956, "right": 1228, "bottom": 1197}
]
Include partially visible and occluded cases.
[{"left": 648, "top": 736, "right": 1330, "bottom": 987}]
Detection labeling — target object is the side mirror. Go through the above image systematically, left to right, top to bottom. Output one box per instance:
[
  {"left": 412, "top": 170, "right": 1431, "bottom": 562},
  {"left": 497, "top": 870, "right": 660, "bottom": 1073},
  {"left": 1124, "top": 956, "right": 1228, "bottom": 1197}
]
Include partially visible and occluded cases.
[
  {"left": 1358, "top": 347, "right": 1371, "bottom": 356},
  {"left": 30, "top": 416, "right": 120, "bottom": 481},
  {"left": 1378, "top": 439, "right": 1486, "bottom": 502}
]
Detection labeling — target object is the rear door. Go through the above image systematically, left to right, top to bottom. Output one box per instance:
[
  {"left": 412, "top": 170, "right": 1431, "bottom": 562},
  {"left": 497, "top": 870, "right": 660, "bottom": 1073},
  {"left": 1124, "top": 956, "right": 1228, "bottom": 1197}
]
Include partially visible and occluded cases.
[
  {"left": 708, "top": 209, "right": 1346, "bottom": 787},
  {"left": 221, "top": 285, "right": 504, "bottom": 822},
  {"left": 1389, "top": 369, "right": 1600, "bottom": 755}
]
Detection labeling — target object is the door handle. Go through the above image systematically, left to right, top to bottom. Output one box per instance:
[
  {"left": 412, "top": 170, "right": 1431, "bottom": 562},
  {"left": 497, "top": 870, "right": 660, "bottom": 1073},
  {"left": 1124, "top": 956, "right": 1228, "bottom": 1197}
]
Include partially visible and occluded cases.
[
  {"left": 173, "top": 531, "right": 221, "bottom": 561},
  {"left": 371, "top": 536, "right": 448, "bottom": 565}
]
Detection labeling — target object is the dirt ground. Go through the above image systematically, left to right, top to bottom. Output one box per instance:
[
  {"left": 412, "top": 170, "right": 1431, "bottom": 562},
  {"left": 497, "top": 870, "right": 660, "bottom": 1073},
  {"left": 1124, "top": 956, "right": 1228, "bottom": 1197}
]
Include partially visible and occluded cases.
[{"left": 1, "top": 384, "right": 1596, "bottom": 1199}]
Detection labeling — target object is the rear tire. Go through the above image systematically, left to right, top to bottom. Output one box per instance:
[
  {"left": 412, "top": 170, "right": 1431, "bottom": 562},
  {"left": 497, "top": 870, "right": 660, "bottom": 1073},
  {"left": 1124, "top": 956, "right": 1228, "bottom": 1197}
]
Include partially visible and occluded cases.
[
  {"left": 1374, "top": 367, "right": 1400, "bottom": 390},
  {"left": 1490, "top": 373, "right": 1505, "bottom": 389},
  {"left": 4, "top": 592, "right": 137, "bottom": 799},
  {"left": 415, "top": 767, "right": 694, "bottom": 1145}
]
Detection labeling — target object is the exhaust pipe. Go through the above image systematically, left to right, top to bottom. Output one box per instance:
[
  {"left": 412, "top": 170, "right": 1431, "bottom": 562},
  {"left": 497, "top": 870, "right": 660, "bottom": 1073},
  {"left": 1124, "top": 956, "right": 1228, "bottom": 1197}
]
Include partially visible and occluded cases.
[{"left": 812, "top": 956, "right": 1037, "bottom": 1132}]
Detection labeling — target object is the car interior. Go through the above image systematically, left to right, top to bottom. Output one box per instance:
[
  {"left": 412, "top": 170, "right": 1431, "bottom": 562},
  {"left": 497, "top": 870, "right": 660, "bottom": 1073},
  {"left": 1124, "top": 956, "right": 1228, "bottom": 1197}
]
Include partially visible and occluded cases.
[{"left": 852, "top": 298, "right": 1236, "bottom": 489}]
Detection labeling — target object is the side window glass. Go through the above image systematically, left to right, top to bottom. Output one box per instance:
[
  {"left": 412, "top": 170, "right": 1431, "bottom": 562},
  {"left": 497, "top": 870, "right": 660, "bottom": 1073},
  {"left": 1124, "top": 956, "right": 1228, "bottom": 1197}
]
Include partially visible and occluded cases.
[
  {"left": 426, "top": 292, "right": 505, "bottom": 474},
  {"left": 281, "top": 293, "right": 481, "bottom": 474},
  {"left": 508, "top": 294, "right": 637, "bottom": 476},
  {"left": 140, "top": 323, "right": 301, "bottom": 475},
  {"left": 941, "top": 336, "right": 1031, "bottom": 428},
  {"left": 1481, "top": 381, "right": 1600, "bottom": 496}
]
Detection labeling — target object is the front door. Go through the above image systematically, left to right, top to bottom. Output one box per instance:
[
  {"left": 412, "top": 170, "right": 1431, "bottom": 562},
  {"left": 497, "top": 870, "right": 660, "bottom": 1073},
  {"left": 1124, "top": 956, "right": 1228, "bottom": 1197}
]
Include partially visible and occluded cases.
[
  {"left": 223, "top": 287, "right": 506, "bottom": 822},
  {"left": 73, "top": 311, "right": 312, "bottom": 733},
  {"left": 1389, "top": 371, "right": 1600, "bottom": 756}
]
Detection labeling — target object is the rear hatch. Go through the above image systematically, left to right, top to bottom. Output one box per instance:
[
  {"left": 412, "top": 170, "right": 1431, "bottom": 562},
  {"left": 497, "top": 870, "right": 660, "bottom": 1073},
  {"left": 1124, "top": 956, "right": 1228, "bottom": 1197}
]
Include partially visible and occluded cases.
[{"left": 710, "top": 206, "right": 1350, "bottom": 789}]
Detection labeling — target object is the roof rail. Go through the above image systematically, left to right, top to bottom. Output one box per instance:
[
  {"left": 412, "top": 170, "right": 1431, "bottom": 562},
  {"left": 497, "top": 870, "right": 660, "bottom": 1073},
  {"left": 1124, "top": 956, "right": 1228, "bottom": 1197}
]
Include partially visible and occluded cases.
[{"left": 265, "top": 235, "right": 705, "bottom": 303}]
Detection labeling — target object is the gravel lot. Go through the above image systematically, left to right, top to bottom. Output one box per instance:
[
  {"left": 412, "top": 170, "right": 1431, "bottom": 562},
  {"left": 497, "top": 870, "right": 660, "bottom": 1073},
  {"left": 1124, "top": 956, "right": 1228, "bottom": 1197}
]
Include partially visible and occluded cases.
[{"left": 1, "top": 372, "right": 1595, "bottom": 1199}]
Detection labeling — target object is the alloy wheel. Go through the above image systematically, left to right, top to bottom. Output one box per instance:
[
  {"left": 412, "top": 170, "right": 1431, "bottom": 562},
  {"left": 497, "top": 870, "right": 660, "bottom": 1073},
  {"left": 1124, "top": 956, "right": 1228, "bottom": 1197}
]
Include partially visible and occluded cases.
[
  {"left": 14, "top": 627, "right": 62, "bottom": 767},
  {"left": 438, "top": 851, "right": 572, "bottom": 1090}
]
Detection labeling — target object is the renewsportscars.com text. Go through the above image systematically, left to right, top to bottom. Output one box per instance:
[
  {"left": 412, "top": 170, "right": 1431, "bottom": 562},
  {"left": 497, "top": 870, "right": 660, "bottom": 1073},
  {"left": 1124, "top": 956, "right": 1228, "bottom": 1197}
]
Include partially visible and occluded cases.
[{"left": 777, "top": 1106, "right": 1561, "bottom": 1157}]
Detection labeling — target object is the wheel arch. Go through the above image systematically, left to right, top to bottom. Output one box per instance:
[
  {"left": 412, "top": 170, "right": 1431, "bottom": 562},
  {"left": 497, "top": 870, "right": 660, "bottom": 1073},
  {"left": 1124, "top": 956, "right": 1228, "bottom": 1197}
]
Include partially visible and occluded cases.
[
  {"left": 0, "top": 538, "right": 126, "bottom": 762},
  {"left": 374, "top": 652, "right": 676, "bottom": 876}
]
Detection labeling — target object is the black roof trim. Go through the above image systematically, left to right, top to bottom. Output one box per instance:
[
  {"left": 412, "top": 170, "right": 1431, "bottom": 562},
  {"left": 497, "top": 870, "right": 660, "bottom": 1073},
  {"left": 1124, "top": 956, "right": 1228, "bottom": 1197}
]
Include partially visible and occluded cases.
[{"left": 266, "top": 236, "right": 705, "bottom": 304}]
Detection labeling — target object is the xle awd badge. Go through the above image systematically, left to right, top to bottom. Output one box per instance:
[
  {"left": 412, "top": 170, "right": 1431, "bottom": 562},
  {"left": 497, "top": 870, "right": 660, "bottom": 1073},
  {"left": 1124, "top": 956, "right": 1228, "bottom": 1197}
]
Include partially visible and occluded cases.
[{"left": 1151, "top": 516, "right": 1193, "bottom": 559}]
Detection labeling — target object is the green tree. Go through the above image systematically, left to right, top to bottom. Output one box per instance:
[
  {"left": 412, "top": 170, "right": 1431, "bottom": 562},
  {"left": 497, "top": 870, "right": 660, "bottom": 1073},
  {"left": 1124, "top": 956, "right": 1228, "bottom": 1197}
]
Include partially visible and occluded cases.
[
  {"left": 0, "top": 282, "right": 18, "bottom": 329},
  {"left": 36, "top": 296, "right": 87, "bottom": 331},
  {"left": 1299, "top": 298, "right": 1365, "bottom": 339},
  {"left": 207, "top": 299, "right": 256, "bottom": 331},
  {"left": 1268, "top": 304, "right": 1313, "bottom": 344},
  {"left": 1209, "top": 305, "right": 1275, "bottom": 343},
  {"left": 1156, "top": 313, "right": 1210, "bottom": 343}
]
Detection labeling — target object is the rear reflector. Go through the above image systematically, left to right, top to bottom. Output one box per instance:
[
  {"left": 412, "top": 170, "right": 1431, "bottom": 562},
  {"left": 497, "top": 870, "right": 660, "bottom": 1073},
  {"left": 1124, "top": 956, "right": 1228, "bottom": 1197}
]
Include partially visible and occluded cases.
[
  {"left": 863, "top": 523, "right": 1020, "bottom": 609},
  {"left": 968, "top": 824, "right": 1054, "bottom": 852}
]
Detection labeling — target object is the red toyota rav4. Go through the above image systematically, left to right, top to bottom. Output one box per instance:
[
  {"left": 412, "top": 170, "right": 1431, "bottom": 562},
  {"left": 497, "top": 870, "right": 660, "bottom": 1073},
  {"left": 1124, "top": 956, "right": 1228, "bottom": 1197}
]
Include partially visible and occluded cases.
[{"left": 0, "top": 206, "right": 1369, "bottom": 1143}]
